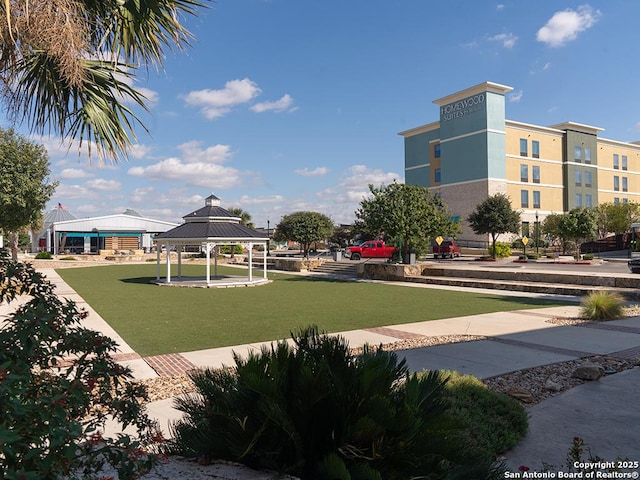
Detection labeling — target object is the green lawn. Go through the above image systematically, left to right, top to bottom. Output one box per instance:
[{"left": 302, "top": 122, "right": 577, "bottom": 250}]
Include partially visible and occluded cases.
[{"left": 56, "top": 264, "right": 570, "bottom": 357}]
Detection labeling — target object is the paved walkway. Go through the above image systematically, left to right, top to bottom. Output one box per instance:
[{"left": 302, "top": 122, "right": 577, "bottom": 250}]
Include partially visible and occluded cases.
[{"left": 2, "top": 267, "right": 640, "bottom": 472}]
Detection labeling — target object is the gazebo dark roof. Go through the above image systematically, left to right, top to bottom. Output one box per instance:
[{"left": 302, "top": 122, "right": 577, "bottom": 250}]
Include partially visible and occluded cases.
[
  {"left": 154, "top": 194, "right": 267, "bottom": 242},
  {"left": 155, "top": 222, "right": 265, "bottom": 240}
]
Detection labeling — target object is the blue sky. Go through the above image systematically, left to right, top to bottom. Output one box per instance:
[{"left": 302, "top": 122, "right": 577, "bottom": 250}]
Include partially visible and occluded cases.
[{"left": 19, "top": 1, "right": 640, "bottom": 228}]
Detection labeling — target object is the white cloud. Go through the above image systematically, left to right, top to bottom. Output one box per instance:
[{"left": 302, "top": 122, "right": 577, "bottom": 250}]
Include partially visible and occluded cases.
[
  {"left": 496, "top": 4, "right": 504, "bottom": 11},
  {"left": 537, "top": 5, "right": 601, "bottom": 47},
  {"left": 489, "top": 33, "right": 518, "bottom": 49},
  {"left": 183, "top": 78, "right": 261, "bottom": 119},
  {"left": 509, "top": 90, "right": 523, "bottom": 103},
  {"left": 251, "top": 94, "right": 296, "bottom": 113},
  {"left": 177, "top": 141, "right": 233, "bottom": 164},
  {"left": 128, "top": 143, "right": 244, "bottom": 190},
  {"left": 129, "top": 144, "right": 153, "bottom": 159},
  {"left": 295, "top": 167, "right": 329, "bottom": 177},
  {"left": 59, "top": 168, "right": 92, "bottom": 179},
  {"left": 86, "top": 179, "right": 122, "bottom": 191},
  {"left": 54, "top": 184, "right": 96, "bottom": 200},
  {"left": 130, "top": 186, "right": 155, "bottom": 203},
  {"left": 237, "top": 194, "right": 285, "bottom": 206},
  {"left": 75, "top": 204, "right": 99, "bottom": 214}
]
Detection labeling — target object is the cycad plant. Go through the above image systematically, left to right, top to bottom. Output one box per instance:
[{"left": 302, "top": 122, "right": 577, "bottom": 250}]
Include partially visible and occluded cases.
[{"left": 170, "top": 326, "right": 501, "bottom": 479}]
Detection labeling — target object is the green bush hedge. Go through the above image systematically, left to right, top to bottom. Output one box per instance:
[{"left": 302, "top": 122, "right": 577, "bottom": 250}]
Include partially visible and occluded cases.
[
  {"left": 488, "top": 242, "right": 511, "bottom": 258},
  {"left": 35, "top": 251, "right": 52, "bottom": 259},
  {"left": 580, "top": 291, "right": 624, "bottom": 321},
  {"left": 169, "top": 327, "right": 504, "bottom": 479}
]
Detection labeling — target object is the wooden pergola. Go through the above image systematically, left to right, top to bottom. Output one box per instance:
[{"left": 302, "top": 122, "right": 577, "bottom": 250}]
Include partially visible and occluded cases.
[{"left": 153, "top": 195, "right": 269, "bottom": 288}]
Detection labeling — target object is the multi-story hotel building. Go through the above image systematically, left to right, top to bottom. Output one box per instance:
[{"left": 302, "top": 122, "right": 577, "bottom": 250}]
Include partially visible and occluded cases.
[{"left": 399, "top": 81, "right": 640, "bottom": 245}]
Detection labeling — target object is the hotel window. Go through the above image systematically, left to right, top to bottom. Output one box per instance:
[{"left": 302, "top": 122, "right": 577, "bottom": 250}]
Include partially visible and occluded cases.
[
  {"left": 520, "top": 139, "right": 528, "bottom": 156},
  {"left": 532, "top": 140, "right": 540, "bottom": 159},
  {"left": 434, "top": 143, "right": 441, "bottom": 158},
  {"left": 574, "top": 146, "right": 582, "bottom": 162},
  {"left": 585, "top": 147, "right": 591, "bottom": 164},
  {"left": 614, "top": 154, "right": 619, "bottom": 169},
  {"left": 622, "top": 155, "right": 628, "bottom": 170},
  {"left": 520, "top": 164, "right": 528, "bottom": 182},
  {"left": 532, "top": 165, "right": 540, "bottom": 184},
  {"left": 434, "top": 168, "right": 441, "bottom": 183},
  {"left": 575, "top": 170, "right": 582, "bottom": 186},
  {"left": 584, "top": 170, "right": 592, "bottom": 188},
  {"left": 614, "top": 176, "right": 620, "bottom": 191},
  {"left": 623, "top": 177, "right": 628, "bottom": 192},
  {"left": 521, "top": 190, "right": 529, "bottom": 208},
  {"left": 533, "top": 191, "right": 541, "bottom": 209},
  {"left": 575, "top": 193, "right": 582, "bottom": 208},
  {"left": 585, "top": 194, "right": 592, "bottom": 208},
  {"left": 614, "top": 197, "right": 620, "bottom": 205},
  {"left": 623, "top": 198, "right": 629, "bottom": 204}
]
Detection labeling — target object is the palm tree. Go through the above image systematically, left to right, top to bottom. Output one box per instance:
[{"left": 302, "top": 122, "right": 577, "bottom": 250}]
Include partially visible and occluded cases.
[
  {"left": 0, "top": 0, "right": 206, "bottom": 162},
  {"left": 228, "top": 207, "right": 254, "bottom": 229}
]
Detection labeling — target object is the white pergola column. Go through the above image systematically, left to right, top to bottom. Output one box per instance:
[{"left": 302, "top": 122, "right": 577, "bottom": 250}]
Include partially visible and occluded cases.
[
  {"left": 205, "top": 242, "right": 212, "bottom": 285},
  {"left": 248, "top": 242, "right": 253, "bottom": 282},
  {"left": 263, "top": 242, "right": 267, "bottom": 279},
  {"left": 156, "top": 244, "right": 161, "bottom": 281},
  {"left": 166, "top": 244, "right": 171, "bottom": 283},
  {"left": 177, "top": 245, "right": 183, "bottom": 279}
]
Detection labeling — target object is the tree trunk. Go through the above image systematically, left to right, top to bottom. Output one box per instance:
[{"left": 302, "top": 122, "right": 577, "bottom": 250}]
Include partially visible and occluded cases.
[{"left": 8, "top": 231, "right": 19, "bottom": 261}]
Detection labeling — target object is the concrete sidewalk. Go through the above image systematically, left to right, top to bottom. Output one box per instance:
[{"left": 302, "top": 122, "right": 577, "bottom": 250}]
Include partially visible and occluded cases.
[{"left": 4, "top": 267, "right": 640, "bottom": 471}]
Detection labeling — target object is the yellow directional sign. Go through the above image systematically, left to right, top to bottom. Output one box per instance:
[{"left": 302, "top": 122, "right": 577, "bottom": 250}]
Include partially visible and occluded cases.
[
  {"left": 435, "top": 236, "right": 443, "bottom": 245},
  {"left": 522, "top": 236, "right": 529, "bottom": 246}
]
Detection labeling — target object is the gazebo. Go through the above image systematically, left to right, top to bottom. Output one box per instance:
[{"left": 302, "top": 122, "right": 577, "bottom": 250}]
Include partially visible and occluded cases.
[{"left": 153, "top": 194, "right": 270, "bottom": 288}]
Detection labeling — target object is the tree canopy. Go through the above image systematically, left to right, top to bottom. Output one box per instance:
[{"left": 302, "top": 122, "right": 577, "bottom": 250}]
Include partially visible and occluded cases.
[
  {"left": 0, "top": 0, "right": 207, "bottom": 161},
  {"left": 0, "top": 128, "right": 57, "bottom": 259},
  {"left": 355, "top": 182, "right": 459, "bottom": 262},
  {"left": 467, "top": 193, "right": 520, "bottom": 259},
  {"left": 594, "top": 202, "right": 640, "bottom": 238},
  {"left": 228, "top": 207, "right": 254, "bottom": 229},
  {"left": 559, "top": 208, "right": 597, "bottom": 257},
  {"left": 274, "top": 211, "right": 334, "bottom": 258}
]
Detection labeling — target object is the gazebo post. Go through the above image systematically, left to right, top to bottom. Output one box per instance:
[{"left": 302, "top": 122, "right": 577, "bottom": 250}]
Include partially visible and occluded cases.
[
  {"left": 205, "top": 242, "right": 211, "bottom": 284},
  {"left": 248, "top": 242, "right": 253, "bottom": 282},
  {"left": 263, "top": 242, "right": 267, "bottom": 279},
  {"left": 156, "top": 244, "right": 161, "bottom": 281},
  {"left": 166, "top": 244, "right": 171, "bottom": 283},
  {"left": 177, "top": 245, "right": 183, "bottom": 279},
  {"left": 214, "top": 245, "right": 218, "bottom": 277}
]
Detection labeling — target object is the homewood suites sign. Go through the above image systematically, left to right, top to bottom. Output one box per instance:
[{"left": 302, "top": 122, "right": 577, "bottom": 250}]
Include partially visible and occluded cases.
[{"left": 440, "top": 93, "right": 485, "bottom": 122}]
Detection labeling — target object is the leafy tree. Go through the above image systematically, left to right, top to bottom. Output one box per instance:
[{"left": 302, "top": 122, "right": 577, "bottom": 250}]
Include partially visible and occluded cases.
[
  {"left": 0, "top": 0, "right": 206, "bottom": 161},
  {"left": 0, "top": 128, "right": 57, "bottom": 260},
  {"left": 355, "top": 182, "right": 459, "bottom": 262},
  {"left": 467, "top": 193, "right": 520, "bottom": 259},
  {"left": 594, "top": 202, "right": 640, "bottom": 238},
  {"left": 228, "top": 207, "right": 255, "bottom": 229},
  {"left": 559, "top": 208, "right": 597, "bottom": 257},
  {"left": 274, "top": 211, "right": 334, "bottom": 258},
  {"left": 542, "top": 213, "right": 569, "bottom": 253},
  {"left": 328, "top": 224, "right": 353, "bottom": 248}
]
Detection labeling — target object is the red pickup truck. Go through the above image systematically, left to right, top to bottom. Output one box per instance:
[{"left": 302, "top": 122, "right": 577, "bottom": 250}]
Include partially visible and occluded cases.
[
  {"left": 432, "top": 239, "right": 461, "bottom": 259},
  {"left": 347, "top": 240, "right": 397, "bottom": 260}
]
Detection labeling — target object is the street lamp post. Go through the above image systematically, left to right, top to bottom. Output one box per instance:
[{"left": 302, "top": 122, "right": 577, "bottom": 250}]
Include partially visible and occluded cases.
[
  {"left": 535, "top": 211, "right": 539, "bottom": 255},
  {"left": 267, "top": 218, "right": 270, "bottom": 256}
]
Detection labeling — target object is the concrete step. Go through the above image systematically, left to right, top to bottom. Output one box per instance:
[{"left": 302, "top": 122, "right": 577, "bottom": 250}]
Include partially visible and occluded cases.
[
  {"left": 310, "top": 261, "right": 358, "bottom": 277},
  {"left": 405, "top": 275, "right": 640, "bottom": 300}
]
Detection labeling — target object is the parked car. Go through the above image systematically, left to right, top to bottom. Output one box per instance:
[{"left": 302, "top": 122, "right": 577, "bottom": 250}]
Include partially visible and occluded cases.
[
  {"left": 432, "top": 239, "right": 461, "bottom": 259},
  {"left": 347, "top": 240, "right": 397, "bottom": 260},
  {"left": 628, "top": 258, "right": 640, "bottom": 273}
]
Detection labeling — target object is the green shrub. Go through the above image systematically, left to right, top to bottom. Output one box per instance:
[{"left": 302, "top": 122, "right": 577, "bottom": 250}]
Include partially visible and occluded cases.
[
  {"left": 488, "top": 242, "right": 511, "bottom": 258},
  {"left": 0, "top": 250, "right": 160, "bottom": 479},
  {"left": 35, "top": 251, "right": 52, "bottom": 259},
  {"left": 526, "top": 253, "right": 540, "bottom": 260},
  {"left": 582, "top": 253, "right": 594, "bottom": 260},
  {"left": 60, "top": 256, "right": 77, "bottom": 261},
  {"left": 580, "top": 291, "right": 624, "bottom": 321},
  {"left": 170, "top": 327, "right": 502, "bottom": 479},
  {"left": 439, "top": 372, "right": 528, "bottom": 460}
]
